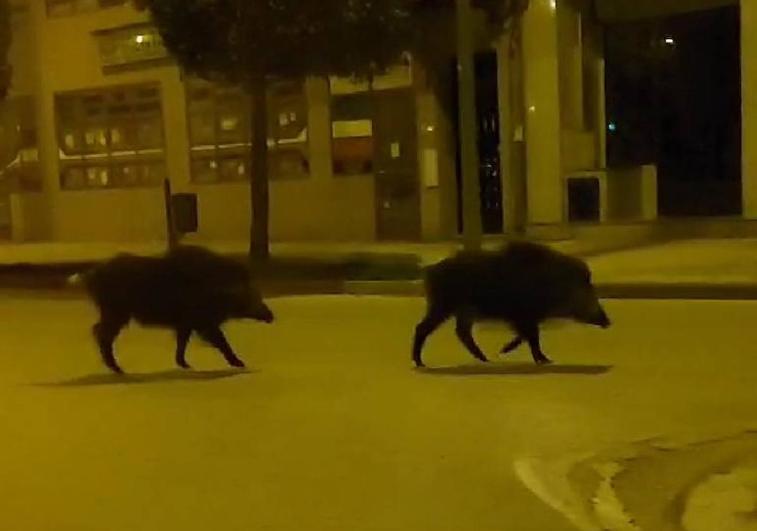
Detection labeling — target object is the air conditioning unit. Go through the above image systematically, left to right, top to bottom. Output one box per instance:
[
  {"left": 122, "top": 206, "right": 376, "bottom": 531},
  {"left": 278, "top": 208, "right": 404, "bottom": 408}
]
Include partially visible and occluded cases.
[
  {"left": 563, "top": 165, "right": 658, "bottom": 224},
  {"left": 564, "top": 170, "right": 608, "bottom": 223}
]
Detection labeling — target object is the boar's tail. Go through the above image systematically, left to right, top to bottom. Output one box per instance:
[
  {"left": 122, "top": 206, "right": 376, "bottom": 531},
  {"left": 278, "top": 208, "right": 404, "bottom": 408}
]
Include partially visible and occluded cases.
[{"left": 67, "top": 272, "right": 88, "bottom": 287}]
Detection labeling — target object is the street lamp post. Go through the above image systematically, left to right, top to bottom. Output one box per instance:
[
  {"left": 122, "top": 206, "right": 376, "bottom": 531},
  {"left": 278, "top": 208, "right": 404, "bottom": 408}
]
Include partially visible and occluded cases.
[
  {"left": 456, "top": 0, "right": 483, "bottom": 251},
  {"left": 163, "top": 178, "right": 177, "bottom": 250}
]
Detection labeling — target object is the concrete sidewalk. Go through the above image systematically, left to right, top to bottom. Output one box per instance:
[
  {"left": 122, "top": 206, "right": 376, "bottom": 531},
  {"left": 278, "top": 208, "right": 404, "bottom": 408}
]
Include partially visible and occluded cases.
[
  {"left": 3, "top": 237, "right": 757, "bottom": 299},
  {"left": 0, "top": 238, "right": 607, "bottom": 267},
  {"left": 344, "top": 238, "right": 757, "bottom": 299},
  {"left": 589, "top": 239, "right": 757, "bottom": 299},
  {"left": 590, "top": 239, "right": 757, "bottom": 285}
]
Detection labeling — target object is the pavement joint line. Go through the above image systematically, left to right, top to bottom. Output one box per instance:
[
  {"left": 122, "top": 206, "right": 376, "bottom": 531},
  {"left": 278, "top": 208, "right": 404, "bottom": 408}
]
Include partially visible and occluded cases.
[
  {"left": 514, "top": 430, "right": 757, "bottom": 531},
  {"left": 514, "top": 453, "right": 644, "bottom": 531},
  {"left": 514, "top": 455, "right": 600, "bottom": 531},
  {"left": 591, "top": 462, "right": 641, "bottom": 531}
]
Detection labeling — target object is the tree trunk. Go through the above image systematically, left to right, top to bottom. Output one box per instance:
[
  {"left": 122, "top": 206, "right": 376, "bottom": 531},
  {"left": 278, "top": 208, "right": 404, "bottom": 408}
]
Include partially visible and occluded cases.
[{"left": 249, "top": 76, "right": 270, "bottom": 261}]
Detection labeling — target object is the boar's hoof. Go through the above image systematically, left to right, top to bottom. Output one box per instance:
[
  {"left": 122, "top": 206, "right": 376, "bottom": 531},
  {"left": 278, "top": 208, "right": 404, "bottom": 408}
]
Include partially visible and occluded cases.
[
  {"left": 501, "top": 337, "right": 524, "bottom": 355},
  {"left": 228, "top": 358, "right": 246, "bottom": 369},
  {"left": 103, "top": 359, "right": 124, "bottom": 374}
]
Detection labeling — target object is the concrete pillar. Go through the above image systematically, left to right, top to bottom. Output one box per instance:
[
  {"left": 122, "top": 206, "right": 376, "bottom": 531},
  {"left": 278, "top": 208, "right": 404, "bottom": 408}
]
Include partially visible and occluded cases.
[
  {"left": 522, "top": 0, "right": 563, "bottom": 226},
  {"left": 557, "top": 0, "right": 584, "bottom": 131},
  {"left": 742, "top": 0, "right": 757, "bottom": 217},
  {"left": 582, "top": 14, "right": 608, "bottom": 169},
  {"left": 497, "top": 30, "right": 527, "bottom": 234},
  {"left": 497, "top": 35, "right": 515, "bottom": 233},
  {"left": 595, "top": 54, "right": 607, "bottom": 169},
  {"left": 305, "top": 77, "right": 333, "bottom": 182},
  {"left": 415, "top": 81, "right": 442, "bottom": 241},
  {"left": 435, "top": 89, "right": 462, "bottom": 240},
  {"left": 640, "top": 164, "right": 658, "bottom": 221}
]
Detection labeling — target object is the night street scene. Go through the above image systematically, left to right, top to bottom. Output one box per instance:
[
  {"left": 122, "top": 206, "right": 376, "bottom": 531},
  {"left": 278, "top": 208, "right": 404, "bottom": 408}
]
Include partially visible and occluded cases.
[{"left": 1, "top": 1, "right": 757, "bottom": 530}]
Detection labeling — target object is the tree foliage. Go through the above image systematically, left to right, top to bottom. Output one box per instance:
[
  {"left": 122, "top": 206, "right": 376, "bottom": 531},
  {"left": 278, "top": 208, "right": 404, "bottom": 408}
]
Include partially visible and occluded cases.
[
  {"left": 135, "top": 0, "right": 528, "bottom": 258},
  {"left": 137, "top": 0, "right": 527, "bottom": 86}
]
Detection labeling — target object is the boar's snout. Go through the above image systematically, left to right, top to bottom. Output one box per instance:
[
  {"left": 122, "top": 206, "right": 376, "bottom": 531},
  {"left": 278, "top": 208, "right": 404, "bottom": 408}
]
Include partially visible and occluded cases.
[
  {"left": 571, "top": 287, "right": 611, "bottom": 329},
  {"left": 251, "top": 302, "right": 275, "bottom": 324},
  {"left": 590, "top": 306, "right": 611, "bottom": 329}
]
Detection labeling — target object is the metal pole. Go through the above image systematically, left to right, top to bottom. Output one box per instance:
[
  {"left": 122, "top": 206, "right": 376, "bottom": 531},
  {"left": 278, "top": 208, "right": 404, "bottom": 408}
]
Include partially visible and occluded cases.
[
  {"left": 456, "top": 0, "right": 483, "bottom": 251},
  {"left": 163, "top": 177, "right": 177, "bottom": 250}
]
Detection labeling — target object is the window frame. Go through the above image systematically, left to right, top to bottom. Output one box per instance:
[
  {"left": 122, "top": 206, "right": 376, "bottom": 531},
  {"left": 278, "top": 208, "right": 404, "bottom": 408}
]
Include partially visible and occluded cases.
[
  {"left": 46, "top": 0, "right": 128, "bottom": 18},
  {"left": 185, "top": 78, "right": 310, "bottom": 185},
  {"left": 55, "top": 83, "right": 167, "bottom": 191}
]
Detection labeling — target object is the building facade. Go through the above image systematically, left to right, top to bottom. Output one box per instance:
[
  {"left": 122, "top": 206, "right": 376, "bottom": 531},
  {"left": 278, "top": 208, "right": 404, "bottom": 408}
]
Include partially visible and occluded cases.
[
  {"left": 0, "top": 0, "right": 751, "bottom": 244},
  {"left": 3, "top": 0, "right": 443, "bottom": 243}
]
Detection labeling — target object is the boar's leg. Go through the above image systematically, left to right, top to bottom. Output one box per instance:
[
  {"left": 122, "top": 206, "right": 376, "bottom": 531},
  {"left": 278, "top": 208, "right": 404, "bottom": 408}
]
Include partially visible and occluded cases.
[
  {"left": 412, "top": 310, "right": 451, "bottom": 368},
  {"left": 454, "top": 313, "right": 489, "bottom": 363},
  {"left": 93, "top": 315, "right": 128, "bottom": 374},
  {"left": 517, "top": 323, "right": 552, "bottom": 365},
  {"left": 197, "top": 326, "right": 246, "bottom": 369},
  {"left": 175, "top": 328, "right": 192, "bottom": 369},
  {"left": 500, "top": 336, "right": 524, "bottom": 355}
]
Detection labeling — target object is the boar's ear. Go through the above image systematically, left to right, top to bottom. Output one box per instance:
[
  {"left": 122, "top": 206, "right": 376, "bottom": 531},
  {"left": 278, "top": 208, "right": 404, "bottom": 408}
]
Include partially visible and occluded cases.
[{"left": 580, "top": 263, "right": 592, "bottom": 284}]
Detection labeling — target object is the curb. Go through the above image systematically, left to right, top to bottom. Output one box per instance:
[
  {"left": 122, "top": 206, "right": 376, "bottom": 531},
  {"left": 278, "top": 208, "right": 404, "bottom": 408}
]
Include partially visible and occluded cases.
[
  {"left": 343, "top": 279, "right": 757, "bottom": 300},
  {"left": 7, "top": 280, "right": 757, "bottom": 301},
  {"left": 343, "top": 280, "right": 424, "bottom": 297},
  {"left": 597, "top": 282, "right": 757, "bottom": 300}
]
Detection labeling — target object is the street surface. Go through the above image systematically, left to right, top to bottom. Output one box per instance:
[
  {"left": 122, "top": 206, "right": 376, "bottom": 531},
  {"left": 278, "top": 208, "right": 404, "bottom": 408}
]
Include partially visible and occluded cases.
[{"left": 0, "top": 295, "right": 755, "bottom": 530}]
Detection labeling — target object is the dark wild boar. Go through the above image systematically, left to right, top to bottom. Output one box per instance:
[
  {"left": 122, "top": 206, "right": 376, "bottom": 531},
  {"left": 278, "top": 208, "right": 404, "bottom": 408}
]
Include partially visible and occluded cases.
[
  {"left": 412, "top": 242, "right": 610, "bottom": 368},
  {"left": 72, "top": 245, "right": 274, "bottom": 374}
]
